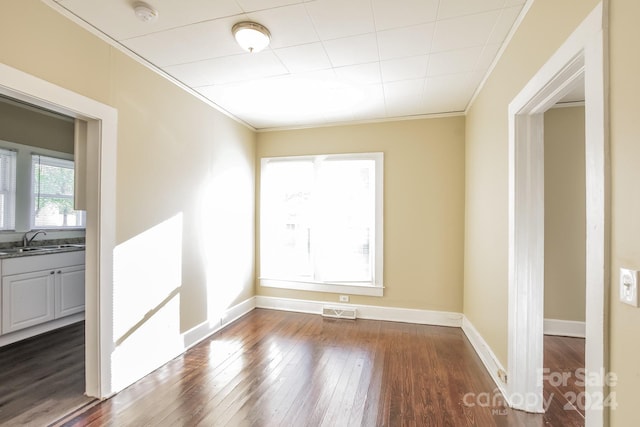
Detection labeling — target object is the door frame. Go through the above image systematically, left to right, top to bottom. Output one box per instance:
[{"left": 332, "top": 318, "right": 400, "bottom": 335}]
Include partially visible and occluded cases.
[
  {"left": 507, "top": 2, "right": 608, "bottom": 426},
  {"left": 0, "top": 63, "right": 117, "bottom": 398}
]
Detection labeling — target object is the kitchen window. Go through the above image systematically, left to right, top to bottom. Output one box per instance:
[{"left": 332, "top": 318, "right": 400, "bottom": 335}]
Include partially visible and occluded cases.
[
  {"left": 0, "top": 148, "right": 17, "bottom": 230},
  {"left": 260, "top": 152, "right": 383, "bottom": 296},
  {"left": 32, "top": 154, "right": 85, "bottom": 228}
]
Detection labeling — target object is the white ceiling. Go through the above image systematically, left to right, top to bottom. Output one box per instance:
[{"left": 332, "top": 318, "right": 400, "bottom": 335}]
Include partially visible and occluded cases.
[{"left": 53, "top": 0, "right": 528, "bottom": 129}]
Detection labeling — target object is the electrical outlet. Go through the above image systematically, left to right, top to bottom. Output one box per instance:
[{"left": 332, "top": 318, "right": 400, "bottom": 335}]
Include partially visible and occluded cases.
[
  {"left": 620, "top": 268, "right": 639, "bottom": 307},
  {"left": 339, "top": 295, "right": 349, "bottom": 303},
  {"left": 498, "top": 369, "right": 508, "bottom": 384}
]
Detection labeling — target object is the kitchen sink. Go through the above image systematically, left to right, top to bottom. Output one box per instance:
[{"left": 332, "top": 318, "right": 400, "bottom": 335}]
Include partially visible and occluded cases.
[
  {"left": 0, "top": 244, "right": 85, "bottom": 256},
  {"left": 41, "top": 244, "right": 86, "bottom": 249},
  {"left": 0, "top": 247, "right": 46, "bottom": 255}
]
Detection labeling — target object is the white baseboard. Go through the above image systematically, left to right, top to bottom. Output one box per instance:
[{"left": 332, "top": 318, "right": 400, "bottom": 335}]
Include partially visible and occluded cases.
[
  {"left": 179, "top": 295, "right": 512, "bottom": 411},
  {"left": 254, "top": 295, "right": 463, "bottom": 327},
  {"left": 182, "top": 297, "right": 257, "bottom": 349},
  {"left": 0, "top": 313, "right": 85, "bottom": 347},
  {"left": 461, "top": 316, "right": 508, "bottom": 398},
  {"left": 543, "top": 318, "right": 586, "bottom": 338}
]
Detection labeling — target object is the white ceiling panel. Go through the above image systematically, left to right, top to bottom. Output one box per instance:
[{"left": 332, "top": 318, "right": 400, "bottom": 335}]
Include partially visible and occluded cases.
[
  {"left": 52, "top": 0, "right": 527, "bottom": 129},
  {"left": 58, "top": 0, "right": 244, "bottom": 40},
  {"left": 236, "top": 0, "right": 304, "bottom": 13},
  {"left": 305, "top": 0, "right": 376, "bottom": 40},
  {"left": 371, "top": 0, "right": 439, "bottom": 31},
  {"left": 437, "top": 0, "right": 505, "bottom": 20},
  {"left": 505, "top": 0, "right": 528, "bottom": 6},
  {"left": 247, "top": 4, "right": 319, "bottom": 48},
  {"left": 488, "top": 6, "right": 524, "bottom": 45},
  {"left": 431, "top": 10, "right": 502, "bottom": 53},
  {"left": 122, "top": 15, "right": 246, "bottom": 67},
  {"left": 377, "top": 23, "right": 435, "bottom": 61},
  {"left": 323, "top": 33, "right": 379, "bottom": 67},
  {"left": 274, "top": 43, "right": 331, "bottom": 73},
  {"left": 475, "top": 43, "right": 502, "bottom": 71},
  {"left": 427, "top": 46, "right": 483, "bottom": 77},
  {"left": 167, "top": 51, "right": 288, "bottom": 87},
  {"left": 380, "top": 56, "right": 429, "bottom": 82},
  {"left": 334, "top": 63, "right": 382, "bottom": 84},
  {"left": 201, "top": 70, "right": 369, "bottom": 127},
  {"left": 424, "top": 72, "right": 479, "bottom": 112},
  {"left": 384, "top": 78, "right": 426, "bottom": 116},
  {"left": 351, "top": 85, "right": 387, "bottom": 120}
]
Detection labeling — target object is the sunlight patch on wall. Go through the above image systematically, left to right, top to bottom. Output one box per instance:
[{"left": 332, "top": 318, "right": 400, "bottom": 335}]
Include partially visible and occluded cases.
[
  {"left": 199, "top": 167, "right": 253, "bottom": 325},
  {"left": 111, "top": 213, "right": 184, "bottom": 392}
]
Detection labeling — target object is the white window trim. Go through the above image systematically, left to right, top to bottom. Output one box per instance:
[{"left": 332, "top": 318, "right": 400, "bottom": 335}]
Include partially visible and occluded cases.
[
  {"left": 0, "top": 139, "right": 84, "bottom": 232},
  {"left": 0, "top": 148, "right": 17, "bottom": 230},
  {"left": 259, "top": 152, "right": 384, "bottom": 297},
  {"left": 31, "top": 153, "right": 86, "bottom": 229},
  {"left": 260, "top": 279, "right": 384, "bottom": 297}
]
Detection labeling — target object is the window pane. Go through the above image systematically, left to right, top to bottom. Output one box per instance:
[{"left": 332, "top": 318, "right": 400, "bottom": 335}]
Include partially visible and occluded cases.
[
  {"left": 0, "top": 148, "right": 17, "bottom": 230},
  {"left": 260, "top": 154, "right": 381, "bottom": 287},
  {"left": 32, "top": 155, "right": 85, "bottom": 228},
  {"left": 261, "top": 160, "right": 314, "bottom": 279},
  {"left": 315, "top": 160, "right": 374, "bottom": 282}
]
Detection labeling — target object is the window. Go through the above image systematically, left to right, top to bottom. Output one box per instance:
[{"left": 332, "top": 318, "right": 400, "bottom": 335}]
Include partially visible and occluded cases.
[
  {"left": 0, "top": 148, "right": 16, "bottom": 230},
  {"left": 260, "top": 152, "right": 383, "bottom": 296},
  {"left": 32, "top": 154, "right": 85, "bottom": 228}
]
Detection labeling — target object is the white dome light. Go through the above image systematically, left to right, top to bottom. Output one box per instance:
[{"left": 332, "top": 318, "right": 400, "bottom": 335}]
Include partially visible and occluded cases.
[{"left": 232, "top": 22, "right": 271, "bottom": 53}]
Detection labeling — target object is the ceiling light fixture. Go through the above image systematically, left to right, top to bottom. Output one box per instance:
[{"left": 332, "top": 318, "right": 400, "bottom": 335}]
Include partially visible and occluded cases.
[
  {"left": 133, "top": 2, "right": 158, "bottom": 23},
  {"left": 232, "top": 21, "right": 271, "bottom": 53}
]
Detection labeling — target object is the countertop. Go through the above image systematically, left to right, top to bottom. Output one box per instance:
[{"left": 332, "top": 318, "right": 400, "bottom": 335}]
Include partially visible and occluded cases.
[{"left": 0, "top": 240, "right": 86, "bottom": 259}]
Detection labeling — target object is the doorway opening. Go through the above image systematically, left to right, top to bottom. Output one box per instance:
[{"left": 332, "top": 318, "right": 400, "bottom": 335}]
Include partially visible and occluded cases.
[
  {"left": 507, "top": 2, "right": 607, "bottom": 426},
  {"left": 0, "top": 63, "right": 117, "bottom": 401},
  {"left": 0, "top": 96, "right": 92, "bottom": 423},
  {"left": 542, "top": 97, "right": 587, "bottom": 424}
]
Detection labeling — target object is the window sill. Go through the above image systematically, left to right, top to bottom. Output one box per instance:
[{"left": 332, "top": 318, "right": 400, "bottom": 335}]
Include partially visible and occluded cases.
[{"left": 260, "top": 278, "right": 384, "bottom": 297}]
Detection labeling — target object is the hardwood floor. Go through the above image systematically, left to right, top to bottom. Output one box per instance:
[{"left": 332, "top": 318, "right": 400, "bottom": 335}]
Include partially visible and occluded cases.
[
  {"left": 60, "top": 310, "right": 585, "bottom": 427},
  {"left": 0, "top": 321, "right": 94, "bottom": 426},
  {"left": 543, "top": 335, "right": 586, "bottom": 426}
]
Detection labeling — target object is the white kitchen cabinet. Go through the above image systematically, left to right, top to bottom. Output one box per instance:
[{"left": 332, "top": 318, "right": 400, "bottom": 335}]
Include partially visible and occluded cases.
[
  {"left": 1, "top": 251, "right": 85, "bottom": 335},
  {"left": 56, "top": 265, "right": 85, "bottom": 318},
  {"left": 1, "top": 270, "right": 55, "bottom": 334}
]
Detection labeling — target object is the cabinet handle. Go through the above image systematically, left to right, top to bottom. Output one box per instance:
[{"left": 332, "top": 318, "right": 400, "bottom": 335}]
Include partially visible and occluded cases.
[
  {"left": 57, "top": 270, "right": 62, "bottom": 274},
  {"left": 50, "top": 271, "right": 55, "bottom": 274}
]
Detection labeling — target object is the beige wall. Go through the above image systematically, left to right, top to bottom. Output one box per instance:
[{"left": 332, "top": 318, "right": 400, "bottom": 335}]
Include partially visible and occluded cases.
[
  {"left": 0, "top": 0, "right": 255, "bottom": 391},
  {"left": 4, "top": 0, "right": 639, "bottom": 423},
  {"left": 464, "top": 0, "right": 599, "bottom": 366},
  {"left": 466, "top": 0, "right": 640, "bottom": 424},
  {"left": 609, "top": 0, "right": 640, "bottom": 425},
  {"left": 0, "top": 100, "right": 74, "bottom": 153},
  {"left": 543, "top": 106, "right": 586, "bottom": 322},
  {"left": 256, "top": 117, "right": 465, "bottom": 312}
]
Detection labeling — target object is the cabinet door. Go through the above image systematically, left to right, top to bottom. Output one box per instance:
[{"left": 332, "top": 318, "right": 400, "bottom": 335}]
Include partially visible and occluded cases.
[
  {"left": 55, "top": 265, "right": 85, "bottom": 318},
  {"left": 2, "top": 270, "right": 55, "bottom": 334}
]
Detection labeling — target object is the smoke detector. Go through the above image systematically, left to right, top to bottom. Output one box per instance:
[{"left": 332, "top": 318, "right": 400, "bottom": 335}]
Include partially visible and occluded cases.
[{"left": 134, "top": 2, "right": 158, "bottom": 23}]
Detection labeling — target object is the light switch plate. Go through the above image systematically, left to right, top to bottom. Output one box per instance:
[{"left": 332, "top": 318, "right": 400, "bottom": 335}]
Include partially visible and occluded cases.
[{"left": 619, "top": 268, "right": 639, "bottom": 307}]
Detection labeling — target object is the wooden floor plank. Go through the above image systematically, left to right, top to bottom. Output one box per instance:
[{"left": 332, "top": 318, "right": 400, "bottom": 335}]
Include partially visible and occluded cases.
[
  {"left": 51, "top": 310, "right": 585, "bottom": 427},
  {"left": 0, "top": 321, "right": 94, "bottom": 427},
  {"left": 543, "top": 335, "right": 586, "bottom": 426}
]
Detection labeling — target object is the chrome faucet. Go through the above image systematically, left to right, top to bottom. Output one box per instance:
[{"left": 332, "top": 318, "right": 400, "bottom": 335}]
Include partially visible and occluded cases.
[{"left": 23, "top": 230, "right": 47, "bottom": 247}]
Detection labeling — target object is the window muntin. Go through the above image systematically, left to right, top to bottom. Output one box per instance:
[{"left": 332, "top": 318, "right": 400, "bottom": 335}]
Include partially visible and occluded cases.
[
  {"left": 0, "top": 148, "right": 16, "bottom": 230},
  {"left": 260, "top": 153, "right": 383, "bottom": 291},
  {"left": 32, "top": 154, "right": 85, "bottom": 228}
]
